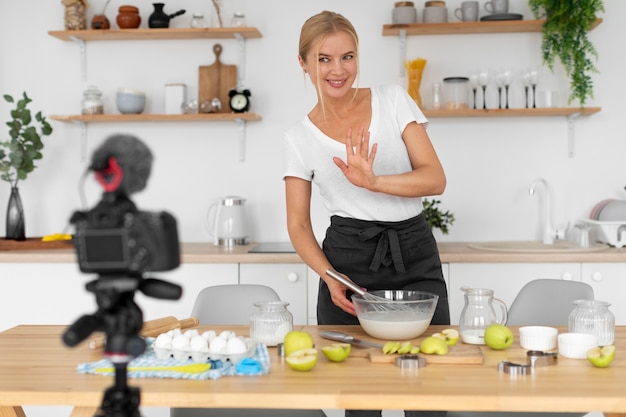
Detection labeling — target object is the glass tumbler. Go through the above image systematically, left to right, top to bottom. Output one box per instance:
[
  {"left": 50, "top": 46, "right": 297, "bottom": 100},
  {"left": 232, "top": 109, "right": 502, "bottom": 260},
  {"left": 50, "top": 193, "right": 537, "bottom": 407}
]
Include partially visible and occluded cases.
[
  {"left": 568, "top": 299, "right": 615, "bottom": 345},
  {"left": 250, "top": 301, "right": 293, "bottom": 346}
]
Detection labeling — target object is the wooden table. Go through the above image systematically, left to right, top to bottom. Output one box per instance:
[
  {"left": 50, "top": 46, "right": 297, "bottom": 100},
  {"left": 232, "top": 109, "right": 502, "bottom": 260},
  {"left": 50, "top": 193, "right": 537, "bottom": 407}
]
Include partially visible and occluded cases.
[{"left": 1, "top": 324, "right": 625, "bottom": 417}]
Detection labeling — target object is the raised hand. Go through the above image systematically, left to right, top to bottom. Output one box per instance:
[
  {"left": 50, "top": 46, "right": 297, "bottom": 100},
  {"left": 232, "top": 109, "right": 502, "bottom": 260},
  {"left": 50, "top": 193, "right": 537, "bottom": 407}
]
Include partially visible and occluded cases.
[{"left": 333, "top": 127, "right": 378, "bottom": 190}]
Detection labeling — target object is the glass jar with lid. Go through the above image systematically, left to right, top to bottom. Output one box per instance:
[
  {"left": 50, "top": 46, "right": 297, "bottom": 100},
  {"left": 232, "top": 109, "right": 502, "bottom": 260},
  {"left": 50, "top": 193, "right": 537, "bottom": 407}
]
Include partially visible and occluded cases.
[
  {"left": 231, "top": 12, "right": 246, "bottom": 27},
  {"left": 190, "top": 13, "right": 207, "bottom": 28},
  {"left": 443, "top": 77, "right": 469, "bottom": 110},
  {"left": 81, "top": 85, "right": 104, "bottom": 115},
  {"left": 568, "top": 299, "right": 615, "bottom": 345},
  {"left": 250, "top": 301, "right": 293, "bottom": 346}
]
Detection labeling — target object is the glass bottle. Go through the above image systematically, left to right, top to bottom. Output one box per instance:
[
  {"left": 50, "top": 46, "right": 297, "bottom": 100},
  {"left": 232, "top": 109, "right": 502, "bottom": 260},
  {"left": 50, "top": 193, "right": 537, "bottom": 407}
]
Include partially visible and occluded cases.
[
  {"left": 231, "top": 12, "right": 246, "bottom": 27},
  {"left": 190, "top": 13, "right": 207, "bottom": 28},
  {"left": 431, "top": 82, "right": 442, "bottom": 110},
  {"left": 81, "top": 86, "right": 104, "bottom": 115},
  {"left": 568, "top": 299, "right": 615, "bottom": 345},
  {"left": 250, "top": 301, "right": 293, "bottom": 346}
]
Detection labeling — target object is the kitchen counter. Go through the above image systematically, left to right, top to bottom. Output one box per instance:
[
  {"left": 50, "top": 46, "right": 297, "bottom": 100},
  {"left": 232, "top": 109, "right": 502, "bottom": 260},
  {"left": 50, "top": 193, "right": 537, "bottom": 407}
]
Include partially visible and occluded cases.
[{"left": 1, "top": 241, "right": 625, "bottom": 263}]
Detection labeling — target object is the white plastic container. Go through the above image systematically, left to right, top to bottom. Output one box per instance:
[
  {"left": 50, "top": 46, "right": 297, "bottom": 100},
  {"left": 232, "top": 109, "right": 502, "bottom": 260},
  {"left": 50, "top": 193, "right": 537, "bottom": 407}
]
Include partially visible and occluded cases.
[{"left": 165, "top": 83, "right": 187, "bottom": 115}]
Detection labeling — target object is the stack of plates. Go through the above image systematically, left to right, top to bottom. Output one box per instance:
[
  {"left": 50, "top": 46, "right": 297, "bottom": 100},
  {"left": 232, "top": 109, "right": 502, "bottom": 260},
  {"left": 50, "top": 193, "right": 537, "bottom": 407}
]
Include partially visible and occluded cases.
[{"left": 590, "top": 199, "right": 626, "bottom": 221}]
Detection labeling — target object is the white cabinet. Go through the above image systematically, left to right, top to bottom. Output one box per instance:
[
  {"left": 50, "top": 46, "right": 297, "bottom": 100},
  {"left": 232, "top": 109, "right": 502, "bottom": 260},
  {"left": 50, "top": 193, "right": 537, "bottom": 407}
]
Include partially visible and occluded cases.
[
  {"left": 239, "top": 263, "right": 309, "bottom": 325},
  {"left": 448, "top": 263, "right": 581, "bottom": 325},
  {"left": 582, "top": 263, "right": 626, "bottom": 325}
]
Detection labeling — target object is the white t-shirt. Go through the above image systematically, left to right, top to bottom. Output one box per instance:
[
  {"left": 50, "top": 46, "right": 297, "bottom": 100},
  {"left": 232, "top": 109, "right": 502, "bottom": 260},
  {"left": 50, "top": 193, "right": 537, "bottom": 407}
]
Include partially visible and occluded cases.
[{"left": 283, "top": 84, "right": 429, "bottom": 222}]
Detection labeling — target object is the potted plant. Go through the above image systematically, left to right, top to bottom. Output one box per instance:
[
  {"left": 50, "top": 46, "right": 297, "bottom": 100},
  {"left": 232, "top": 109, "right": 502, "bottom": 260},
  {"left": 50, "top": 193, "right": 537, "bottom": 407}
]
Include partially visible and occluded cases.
[
  {"left": 528, "top": 0, "right": 604, "bottom": 107},
  {"left": 1, "top": 92, "right": 53, "bottom": 240},
  {"left": 423, "top": 198, "right": 455, "bottom": 235}
]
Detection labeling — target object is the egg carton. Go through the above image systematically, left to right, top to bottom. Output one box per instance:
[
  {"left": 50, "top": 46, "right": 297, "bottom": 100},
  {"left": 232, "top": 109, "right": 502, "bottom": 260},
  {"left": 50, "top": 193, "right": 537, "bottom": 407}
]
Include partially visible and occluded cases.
[
  {"left": 579, "top": 219, "right": 626, "bottom": 248},
  {"left": 152, "top": 338, "right": 256, "bottom": 363}
]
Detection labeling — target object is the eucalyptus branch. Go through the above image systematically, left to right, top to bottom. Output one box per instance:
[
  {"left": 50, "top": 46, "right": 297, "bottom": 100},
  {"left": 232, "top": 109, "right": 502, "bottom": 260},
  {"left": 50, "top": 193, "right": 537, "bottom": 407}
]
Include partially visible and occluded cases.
[{"left": 211, "top": 0, "right": 223, "bottom": 28}]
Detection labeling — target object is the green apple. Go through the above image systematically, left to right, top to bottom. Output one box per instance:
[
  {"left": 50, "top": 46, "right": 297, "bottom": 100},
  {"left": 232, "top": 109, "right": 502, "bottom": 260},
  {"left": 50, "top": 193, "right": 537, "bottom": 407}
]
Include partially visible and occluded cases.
[
  {"left": 484, "top": 324, "right": 514, "bottom": 350},
  {"left": 432, "top": 328, "right": 460, "bottom": 346},
  {"left": 283, "top": 331, "right": 314, "bottom": 356},
  {"left": 419, "top": 336, "right": 449, "bottom": 355},
  {"left": 382, "top": 341, "right": 401, "bottom": 354},
  {"left": 397, "top": 341, "right": 414, "bottom": 354},
  {"left": 321, "top": 343, "right": 351, "bottom": 362},
  {"left": 410, "top": 345, "right": 420, "bottom": 354},
  {"left": 587, "top": 345, "right": 615, "bottom": 368},
  {"left": 285, "top": 348, "right": 318, "bottom": 371}
]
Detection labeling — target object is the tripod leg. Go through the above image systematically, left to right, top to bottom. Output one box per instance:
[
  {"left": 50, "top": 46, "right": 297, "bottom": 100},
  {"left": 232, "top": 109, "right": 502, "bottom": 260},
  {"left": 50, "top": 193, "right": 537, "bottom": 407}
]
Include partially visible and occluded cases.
[{"left": 96, "top": 363, "right": 141, "bottom": 417}]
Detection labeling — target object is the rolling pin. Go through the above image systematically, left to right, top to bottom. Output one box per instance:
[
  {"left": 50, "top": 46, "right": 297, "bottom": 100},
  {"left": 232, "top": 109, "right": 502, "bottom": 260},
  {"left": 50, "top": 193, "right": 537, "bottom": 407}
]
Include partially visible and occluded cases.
[{"left": 88, "top": 316, "right": 199, "bottom": 349}]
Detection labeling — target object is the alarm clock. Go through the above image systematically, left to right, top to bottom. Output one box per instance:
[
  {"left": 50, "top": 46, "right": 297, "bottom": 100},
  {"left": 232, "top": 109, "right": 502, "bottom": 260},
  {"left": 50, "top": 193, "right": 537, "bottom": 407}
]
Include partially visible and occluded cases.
[{"left": 228, "top": 89, "right": 251, "bottom": 113}]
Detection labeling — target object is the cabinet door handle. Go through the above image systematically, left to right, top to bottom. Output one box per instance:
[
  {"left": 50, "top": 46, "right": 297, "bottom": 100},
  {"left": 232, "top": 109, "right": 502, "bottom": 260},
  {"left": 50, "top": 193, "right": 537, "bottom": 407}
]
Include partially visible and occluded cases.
[
  {"left": 287, "top": 272, "right": 298, "bottom": 282},
  {"left": 561, "top": 272, "right": 573, "bottom": 280},
  {"left": 591, "top": 272, "right": 603, "bottom": 282}
]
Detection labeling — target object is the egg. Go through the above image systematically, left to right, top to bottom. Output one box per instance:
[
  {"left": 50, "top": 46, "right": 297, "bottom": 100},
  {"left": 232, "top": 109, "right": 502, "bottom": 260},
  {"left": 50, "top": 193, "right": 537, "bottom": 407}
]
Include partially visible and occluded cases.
[
  {"left": 184, "top": 329, "right": 200, "bottom": 339},
  {"left": 202, "top": 330, "right": 217, "bottom": 342},
  {"left": 219, "top": 330, "right": 235, "bottom": 340},
  {"left": 154, "top": 333, "right": 173, "bottom": 349},
  {"left": 172, "top": 334, "right": 190, "bottom": 351},
  {"left": 190, "top": 335, "right": 209, "bottom": 352},
  {"left": 209, "top": 336, "right": 228, "bottom": 353},
  {"left": 227, "top": 337, "right": 248, "bottom": 354}
]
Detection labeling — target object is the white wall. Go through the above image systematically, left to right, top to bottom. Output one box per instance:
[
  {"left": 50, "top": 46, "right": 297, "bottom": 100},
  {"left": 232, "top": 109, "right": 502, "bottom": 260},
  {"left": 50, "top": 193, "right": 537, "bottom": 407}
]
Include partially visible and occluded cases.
[{"left": 0, "top": 0, "right": 623, "bottom": 245}]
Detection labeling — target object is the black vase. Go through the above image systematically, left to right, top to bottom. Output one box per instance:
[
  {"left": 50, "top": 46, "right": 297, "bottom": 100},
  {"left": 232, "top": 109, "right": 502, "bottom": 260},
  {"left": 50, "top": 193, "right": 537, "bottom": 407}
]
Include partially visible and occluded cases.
[{"left": 6, "top": 187, "right": 25, "bottom": 241}]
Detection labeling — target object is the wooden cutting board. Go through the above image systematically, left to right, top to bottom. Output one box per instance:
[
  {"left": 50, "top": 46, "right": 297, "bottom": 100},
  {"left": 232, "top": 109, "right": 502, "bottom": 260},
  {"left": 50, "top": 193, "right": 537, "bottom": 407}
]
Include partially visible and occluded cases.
[
  {"left": 198, "top": 43, "right": 237, "bottom": 114},
  {"left": 350, "top": 343, "right": 484, "bottom": 364}
]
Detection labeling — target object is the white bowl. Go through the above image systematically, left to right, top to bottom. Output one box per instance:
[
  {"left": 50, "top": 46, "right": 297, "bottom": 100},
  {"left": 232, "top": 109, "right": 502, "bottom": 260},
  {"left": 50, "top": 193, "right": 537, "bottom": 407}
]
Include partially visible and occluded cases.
[
  {"left": 116, "top": 88, "right": 146, "bottom": 114},
  {"left": 519, "top": 326, "right": 558, "bottom": 350},
  {"left": 558, "top": 333, "right": 598, "bottom": 359}
]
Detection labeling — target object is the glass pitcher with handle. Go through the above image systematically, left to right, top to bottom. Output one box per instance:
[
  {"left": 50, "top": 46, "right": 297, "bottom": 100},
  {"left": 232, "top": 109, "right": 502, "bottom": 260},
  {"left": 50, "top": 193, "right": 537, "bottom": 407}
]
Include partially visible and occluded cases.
[{"left": 459, "top": 287, "right": 508, "bottom": 345}]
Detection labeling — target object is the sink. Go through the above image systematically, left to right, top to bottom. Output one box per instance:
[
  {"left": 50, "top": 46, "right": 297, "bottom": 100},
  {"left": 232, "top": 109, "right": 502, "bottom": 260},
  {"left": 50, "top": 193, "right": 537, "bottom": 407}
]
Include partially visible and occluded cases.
[{"left": 468, "top": 241, "right": 609, "bottom": 253}]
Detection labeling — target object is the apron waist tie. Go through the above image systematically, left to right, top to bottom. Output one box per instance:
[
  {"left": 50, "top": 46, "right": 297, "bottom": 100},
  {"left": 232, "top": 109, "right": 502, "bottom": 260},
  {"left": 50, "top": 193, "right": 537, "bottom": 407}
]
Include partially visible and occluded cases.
[{"left": 358, "top": 226, "right": 406, "bottom": 274}]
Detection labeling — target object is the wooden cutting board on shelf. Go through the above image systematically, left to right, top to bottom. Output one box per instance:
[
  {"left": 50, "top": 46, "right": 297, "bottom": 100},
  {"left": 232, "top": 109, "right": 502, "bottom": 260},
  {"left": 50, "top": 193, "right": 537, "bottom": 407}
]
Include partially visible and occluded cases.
[
  {"left": 198, "top": 43, "right": 237, "bottom": 114},
  {"left": 350, "top": 343, "right": 484, "bottom": 364}
]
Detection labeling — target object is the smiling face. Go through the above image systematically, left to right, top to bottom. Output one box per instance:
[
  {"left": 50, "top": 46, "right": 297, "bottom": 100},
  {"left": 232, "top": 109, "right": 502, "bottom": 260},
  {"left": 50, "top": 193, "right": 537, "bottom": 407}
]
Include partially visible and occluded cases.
[{"left": 299, "top": 31, "right": 358, "bottom": 102}]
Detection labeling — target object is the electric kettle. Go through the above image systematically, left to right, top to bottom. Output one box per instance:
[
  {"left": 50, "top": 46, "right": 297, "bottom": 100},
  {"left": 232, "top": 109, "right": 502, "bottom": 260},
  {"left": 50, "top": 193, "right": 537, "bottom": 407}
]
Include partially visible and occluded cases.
[{"left": 205, "top": 196, "right": 249, "bottom": 246}]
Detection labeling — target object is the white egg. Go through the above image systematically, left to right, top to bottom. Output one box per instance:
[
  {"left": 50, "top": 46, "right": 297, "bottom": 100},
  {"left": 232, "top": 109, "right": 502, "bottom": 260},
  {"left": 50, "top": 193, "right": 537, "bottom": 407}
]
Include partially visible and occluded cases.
[
  {"left": 168, "top": 328, "right": 182, "bottom": 337},
  {"left": 184, "top": 329, "right": 199, "bottom": 339},
  {"left": 202, "top": 330, "right": 217, "bottom": 341},
  {"left": 219, "top": 330, "right": 235, "bottom": 340},
  {"left": 154, "top": 333, "right": 173, "bottom": 349},
  {"left": 172, "top": 334, "right": 190, "bottom": 351},
  {"left": 190, "top": 335, "right": 209, "bottom": 352},
  {"left": 209, "top": 336, "right": 228, "bottom": 353},
  {"left": 226, "top": 337, "right": 248, "bottom": 354}
]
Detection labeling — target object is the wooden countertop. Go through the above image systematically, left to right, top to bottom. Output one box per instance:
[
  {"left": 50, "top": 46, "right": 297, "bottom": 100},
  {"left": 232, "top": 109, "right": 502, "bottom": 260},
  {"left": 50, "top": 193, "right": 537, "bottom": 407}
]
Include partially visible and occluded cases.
[{"left": 1, "top": 241, "right": 625, "bottom": 264}]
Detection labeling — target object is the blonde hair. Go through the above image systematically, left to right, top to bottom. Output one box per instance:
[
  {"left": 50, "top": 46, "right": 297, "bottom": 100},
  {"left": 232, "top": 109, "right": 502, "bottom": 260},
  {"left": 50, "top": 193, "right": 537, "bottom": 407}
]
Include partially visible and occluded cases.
[{"left": 299, "top": 11, "right": 360, "bottom": 115}]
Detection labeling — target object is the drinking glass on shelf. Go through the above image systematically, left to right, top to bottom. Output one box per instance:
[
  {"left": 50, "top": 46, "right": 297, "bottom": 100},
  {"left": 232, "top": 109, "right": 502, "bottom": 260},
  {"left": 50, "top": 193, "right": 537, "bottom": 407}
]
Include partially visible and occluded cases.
[
  {"left": 528, "top": 66, "right": 540, "bottom": 108},
  {"left": 498, "top": 67, "right": 513, "bottom": 109},
  {"left": 477, "top": 68, "right": 489, "bottom": 110},
  {"left": 521, "top": 69, "right": 531, "bottom": 109},
  {"left": 469, "top": 71, "right": 479, "bottom": 110},
  {"left": 495, "top": 72, "right": 504, "bottom": 109}
]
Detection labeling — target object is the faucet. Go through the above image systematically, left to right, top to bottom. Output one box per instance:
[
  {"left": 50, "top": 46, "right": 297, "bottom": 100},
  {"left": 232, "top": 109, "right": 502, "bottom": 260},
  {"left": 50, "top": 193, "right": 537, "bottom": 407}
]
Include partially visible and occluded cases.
[{"left": 529, "top": 178, "right": 555, "bottom": 244}]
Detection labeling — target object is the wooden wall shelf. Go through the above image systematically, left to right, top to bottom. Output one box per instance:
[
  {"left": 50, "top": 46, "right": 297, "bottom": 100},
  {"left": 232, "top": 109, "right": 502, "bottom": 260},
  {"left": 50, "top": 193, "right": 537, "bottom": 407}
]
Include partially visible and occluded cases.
[
  {"left": 382, "top": 18, "right": 602, "bottom": 36},
  {"left": 48, "top": 27, "right": 262, "bottom": 41},
  {"left": 422, "top": 107, "right": 601, "bottom": 118},
  {"left": 50, "top": 113, "right": 262, "bottom": 123}
]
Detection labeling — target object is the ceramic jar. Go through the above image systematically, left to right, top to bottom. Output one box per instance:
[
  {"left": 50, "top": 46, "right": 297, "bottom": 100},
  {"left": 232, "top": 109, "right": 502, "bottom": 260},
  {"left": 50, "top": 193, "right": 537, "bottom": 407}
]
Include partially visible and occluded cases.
[
  {"left": 423, "top": 0, "right": 448, "bottom": 23},
  {"left": 392, "top": 2, "right": 417, "bottom": 24},
  {"left": 117, "top": 5, "right": 141, "bottom": 29}
]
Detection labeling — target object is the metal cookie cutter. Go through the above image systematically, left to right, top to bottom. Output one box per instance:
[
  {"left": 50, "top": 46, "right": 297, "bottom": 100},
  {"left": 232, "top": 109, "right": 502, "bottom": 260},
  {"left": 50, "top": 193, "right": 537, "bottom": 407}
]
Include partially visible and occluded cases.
[
  {"left": 527, "top": 350, "right": 558, "bottom": 367},
  {"left": 395, "top": 354, "right": 426, "bottom": 370},
  {"left": 498, "top": 361, "right": 532, "bottom": 375}
]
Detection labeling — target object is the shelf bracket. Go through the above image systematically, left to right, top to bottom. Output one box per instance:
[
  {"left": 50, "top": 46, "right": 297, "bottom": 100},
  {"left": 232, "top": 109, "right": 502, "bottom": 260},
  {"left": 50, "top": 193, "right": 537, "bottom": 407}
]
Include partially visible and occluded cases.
[
  {"left": 398, "top": 29, "right": 407, "bottom": 77},
  {"left": 234, "top": 32, "right": 246, "bottom": 88},
  {"left": 69, "top": 35, "right": 87, "bottom": 82},
  {"left": 567, "top": 112, "right": 581, "bottom": 158},
  {"left": 236, "top": 118, "right": 246, "bottom": 162},
  {"left": 70, "top": 120, "right": 88, "bottom": 162}
]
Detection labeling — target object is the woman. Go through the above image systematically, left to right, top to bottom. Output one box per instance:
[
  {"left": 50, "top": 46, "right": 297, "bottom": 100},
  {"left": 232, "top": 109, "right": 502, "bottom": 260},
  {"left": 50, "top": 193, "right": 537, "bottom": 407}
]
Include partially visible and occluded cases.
[{"left": 283, "top": 11, "right": 450, "bottom": 417}]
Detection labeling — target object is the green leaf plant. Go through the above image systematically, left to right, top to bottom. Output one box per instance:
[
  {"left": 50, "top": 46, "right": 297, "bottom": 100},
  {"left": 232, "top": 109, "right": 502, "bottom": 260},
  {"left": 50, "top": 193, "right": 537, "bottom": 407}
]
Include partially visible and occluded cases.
[
  {"left": 529, "top": 0, "right": 604, "bottom": 107},
  {"left": 1, "top": 92, "right": 53, "bottom": 187},
  {"left": 423, "top": 198, "right": 455, "bottom": 235}
]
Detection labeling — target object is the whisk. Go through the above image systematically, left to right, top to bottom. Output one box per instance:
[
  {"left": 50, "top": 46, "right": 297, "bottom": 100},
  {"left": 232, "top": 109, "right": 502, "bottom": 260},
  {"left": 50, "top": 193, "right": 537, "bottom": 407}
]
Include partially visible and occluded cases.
[{"left": 325, "top": 269, "right": 411, "bottom": 312}]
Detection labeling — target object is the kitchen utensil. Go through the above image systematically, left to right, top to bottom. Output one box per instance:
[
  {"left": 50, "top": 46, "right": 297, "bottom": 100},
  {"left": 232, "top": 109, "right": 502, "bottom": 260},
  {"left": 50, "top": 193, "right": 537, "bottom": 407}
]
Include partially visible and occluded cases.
[
  {"left": 149, "top": 3, "right": 186, "bottom": 28},
  {"left": 198, "top": 44, "right": 237, "bottom": 114},
  {"left": 205, "top": 196, "right": 249, "bottom": 246},
  {"left": 325, "top": 269, "right": 410, "bottom": 312},
  {"left": 459, "top": 287, "right": 508, "bottom": 345},
  {"left": 319, "top": 330, "right": 385, "bottom": 349},
  {"left": 95, "top": 362, "right": 211, "bottom": 374}
]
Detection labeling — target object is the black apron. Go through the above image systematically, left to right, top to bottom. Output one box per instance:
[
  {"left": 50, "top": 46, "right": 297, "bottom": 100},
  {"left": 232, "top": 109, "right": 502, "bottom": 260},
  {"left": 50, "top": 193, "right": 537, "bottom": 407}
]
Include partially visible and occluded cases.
[{"left": 317, "top": 213, "right": 450, "bottom": 326}]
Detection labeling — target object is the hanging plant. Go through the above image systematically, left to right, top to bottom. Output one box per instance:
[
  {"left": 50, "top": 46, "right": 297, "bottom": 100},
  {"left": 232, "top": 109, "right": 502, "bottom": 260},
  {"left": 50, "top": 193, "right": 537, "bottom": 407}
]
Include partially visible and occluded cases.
[{"left": 529, "top": 0, "right": 604, "bottom": 107}]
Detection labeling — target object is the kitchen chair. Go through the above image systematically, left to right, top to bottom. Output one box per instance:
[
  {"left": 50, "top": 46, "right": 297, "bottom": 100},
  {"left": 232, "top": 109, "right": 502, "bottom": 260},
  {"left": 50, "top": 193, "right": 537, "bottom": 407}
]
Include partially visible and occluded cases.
[
  {"left": 448, "top": 279, "right": 595, "bottom": 417},
  {"left": 171, "top": 284, "right": 327, "bottom": 417}
]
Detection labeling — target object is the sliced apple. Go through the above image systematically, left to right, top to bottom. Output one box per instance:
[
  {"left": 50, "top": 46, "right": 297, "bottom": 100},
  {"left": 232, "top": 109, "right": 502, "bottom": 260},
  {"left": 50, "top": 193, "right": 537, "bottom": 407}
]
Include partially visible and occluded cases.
[
  {"left": 432, "top": 328, "right": 460, "bottom": 346},
  {"left": 419, "top": 336, "right": 449, "bottom": 355},
  {"left": 382, "top": 341, "right": 401, "bottom": 354},
  {"left": 397, "top": 341, "right": 414, "bottom": 354},
  {"left": 321, "top": 343, "right": 351, "bottom": 362},
  {"left": 587, "top": 345, "right": 615, "bottom": 368},
  {"left": 285, "top": 348, "right": 318, "bottom": 371}
]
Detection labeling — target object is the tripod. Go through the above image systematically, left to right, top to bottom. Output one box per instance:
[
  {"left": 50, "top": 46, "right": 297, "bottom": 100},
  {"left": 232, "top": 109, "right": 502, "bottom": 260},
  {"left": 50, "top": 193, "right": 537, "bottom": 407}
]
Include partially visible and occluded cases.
[{"left": 63, "top": 274, "right": 182, "bottom": 417}]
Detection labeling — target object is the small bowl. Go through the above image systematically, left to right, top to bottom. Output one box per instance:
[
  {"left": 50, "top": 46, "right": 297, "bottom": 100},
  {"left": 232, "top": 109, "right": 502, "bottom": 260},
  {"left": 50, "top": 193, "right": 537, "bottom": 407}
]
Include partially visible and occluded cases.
[
  {"left": 116, "top": 88, "right": 146, "bottom": 114},
  {"left": 351, "top": 290, "right": 438, "bottom": 340},
  {"left": 519, "top": 326, "right": 558, "bottom": 351},
  {"left": 558, "top": 333, "right": 598, "bottom": 359}
]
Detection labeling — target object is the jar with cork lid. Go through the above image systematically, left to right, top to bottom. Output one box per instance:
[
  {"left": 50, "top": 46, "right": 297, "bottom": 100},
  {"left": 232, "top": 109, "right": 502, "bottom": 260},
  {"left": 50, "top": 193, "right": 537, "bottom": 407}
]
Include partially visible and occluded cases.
[{"left": 392, "top": 2, "right": 417, "bottom": 24}]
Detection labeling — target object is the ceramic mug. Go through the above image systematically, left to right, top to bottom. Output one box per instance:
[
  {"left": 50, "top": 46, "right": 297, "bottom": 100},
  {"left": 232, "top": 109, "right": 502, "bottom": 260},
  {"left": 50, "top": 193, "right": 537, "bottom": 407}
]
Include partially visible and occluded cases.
[
  {"left": 484, "top": 0, "right": 509, "bottom": 14},
  {"left": 455, "top": 1, "right": 479, "bottom": 21}
]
